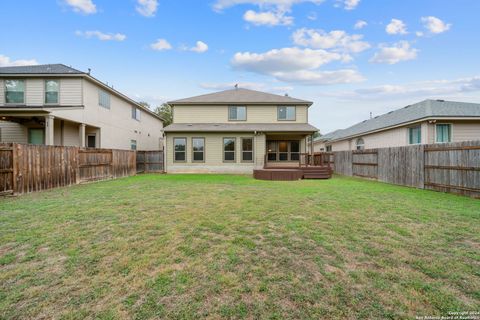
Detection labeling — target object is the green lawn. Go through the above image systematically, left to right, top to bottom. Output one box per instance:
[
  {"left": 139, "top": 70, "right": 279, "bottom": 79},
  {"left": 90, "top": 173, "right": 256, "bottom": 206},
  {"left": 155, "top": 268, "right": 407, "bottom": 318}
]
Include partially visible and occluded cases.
[{"left": 0, "top": 174, "right": 479, "bottom": 319}]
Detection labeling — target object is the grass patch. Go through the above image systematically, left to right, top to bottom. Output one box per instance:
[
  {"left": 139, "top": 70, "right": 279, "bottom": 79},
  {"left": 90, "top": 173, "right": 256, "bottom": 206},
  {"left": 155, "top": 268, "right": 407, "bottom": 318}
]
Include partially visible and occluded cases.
[{"left": 0, "top": 174, "right": 479, "bottom": 319}]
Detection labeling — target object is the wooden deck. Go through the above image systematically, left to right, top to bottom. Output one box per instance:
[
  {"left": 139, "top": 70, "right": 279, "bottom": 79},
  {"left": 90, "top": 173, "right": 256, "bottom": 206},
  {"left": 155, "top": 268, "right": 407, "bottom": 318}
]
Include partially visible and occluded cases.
[{"left": 253, "top": 166, "right": 332, "bottom": 181}]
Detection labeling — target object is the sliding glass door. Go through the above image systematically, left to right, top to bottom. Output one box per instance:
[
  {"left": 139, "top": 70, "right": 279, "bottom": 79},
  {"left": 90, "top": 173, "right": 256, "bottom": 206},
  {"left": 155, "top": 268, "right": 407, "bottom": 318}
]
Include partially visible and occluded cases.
[{"left": 267, "top": 140, "right": 300, "bottom": 162}]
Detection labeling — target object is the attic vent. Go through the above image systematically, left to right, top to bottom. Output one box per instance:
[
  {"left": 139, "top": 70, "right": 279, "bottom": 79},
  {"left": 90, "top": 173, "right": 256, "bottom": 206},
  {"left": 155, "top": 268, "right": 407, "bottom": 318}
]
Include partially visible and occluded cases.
[
  {"left": 436, "top": 99, "right": 445, "bottom": 102},
  {"left": 404, "top": 105, "right": 411, "bottom": 108},
  {"left": 388, "top": 111, "right": 394, "bottom": 114}
]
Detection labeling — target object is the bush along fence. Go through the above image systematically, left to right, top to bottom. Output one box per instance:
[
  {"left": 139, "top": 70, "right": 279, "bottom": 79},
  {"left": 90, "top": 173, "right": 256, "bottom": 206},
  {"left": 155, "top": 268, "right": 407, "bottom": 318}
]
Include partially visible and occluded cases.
[
  {"left": 322, "top": 140, "right": 480, "bottom": 198},
  {"left": 0, "top": 143, "right": 148, "bottom": 196}
]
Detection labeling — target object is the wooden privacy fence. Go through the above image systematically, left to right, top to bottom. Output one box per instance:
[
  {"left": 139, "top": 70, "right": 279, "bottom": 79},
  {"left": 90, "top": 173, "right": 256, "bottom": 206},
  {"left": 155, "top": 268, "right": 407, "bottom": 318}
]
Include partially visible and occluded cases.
[
  {"left": 326, "top": 140, "right": 480, "bottom": 198},
  {"left": 0, "top": 143, "right": 137, "bottom": 196},
  {"left": 136, "top": 150, "right": 164, "bottom": 173}
]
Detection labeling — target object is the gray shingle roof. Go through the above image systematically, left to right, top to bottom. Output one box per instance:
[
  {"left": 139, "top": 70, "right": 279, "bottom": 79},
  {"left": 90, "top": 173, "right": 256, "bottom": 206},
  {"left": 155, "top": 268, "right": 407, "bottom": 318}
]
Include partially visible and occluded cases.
[
  {"left": 0, "top": 64, "right": 84, "bottom": 74},
  {"left": 168, "top": 88, "right": 312, "bottom": 105},
  {"left": 317, "top": 99, "right": 480, "bottom": 142},
  {"left": 164, "top": 123, "right": 318, "bottom": 133}
]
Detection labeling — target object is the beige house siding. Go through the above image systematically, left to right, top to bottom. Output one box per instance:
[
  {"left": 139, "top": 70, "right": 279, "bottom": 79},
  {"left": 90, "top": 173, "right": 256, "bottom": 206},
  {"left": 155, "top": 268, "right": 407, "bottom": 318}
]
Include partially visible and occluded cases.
[
  {"left": 0, "top": 77, "right": 163, "bottom": 150},
  {"left": 59, "top": 78, "right": 83, "bottom": 106},
  {"left": 0, "top": 79, "right": 4, "bottom": 103},
  {"left": 26, "top": 79, "right": 43, "bottom": 106},
  {"left": 173, "top": 105, "right": 308, "bottom": 124},
  {"left": 315, "top": 120, "right": 480, "bottom": 151},
  {"left": 0, "top": 121, "right": 28, "bottom": 143},
  {"left": 166, "top": 132, "right": 263, "bottom": 173}
]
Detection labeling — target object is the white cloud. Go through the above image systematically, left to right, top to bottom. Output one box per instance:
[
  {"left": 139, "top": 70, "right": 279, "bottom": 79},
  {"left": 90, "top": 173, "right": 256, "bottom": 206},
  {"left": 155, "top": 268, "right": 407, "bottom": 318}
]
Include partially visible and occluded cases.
[
  {"left": 65, "top": 0, "right": 96, "bottom": 14},
  {"left": 136, "top": 0, "right": 158, "bottom": 17},
  {"left": 213, "top": 0, "right": 324, "bottom": 12},
  {"left": 343, "top": 0, "right": 360, "bottom": 10},
  {"left": 243, "top": 10, "right": 293, "bottom": 26},
  {"left": 421, "top": 16, "right": 451, "bottom": 34},
  {"left": 386, "top": 18, "right": 408, "bottom": 35},
  {"left": 354, "top": 20, "right": 367, "bottom": 29},
  {"left": 292, "top": 28, "right": 370, "bottom": 53},
  {"left": 75, "top": 30, "right": 126, "bottom": 41},
  {"left": 150, "top": 39, "right": 172, "bottom": 51},
  {"left": 190, "top": 41, "right": 209, "bottom": 53},
  {"left": 370, "top": 41, "right": 417, "bottom": 64},
  {"left": 231, "top": 47, "right": 364, "bottom": 85},
  {"left": 0, "top": 54, "right": 38, "bottom": 67},
  {"left": 320, "top": 76, "right": 480, "bottom": 100}
]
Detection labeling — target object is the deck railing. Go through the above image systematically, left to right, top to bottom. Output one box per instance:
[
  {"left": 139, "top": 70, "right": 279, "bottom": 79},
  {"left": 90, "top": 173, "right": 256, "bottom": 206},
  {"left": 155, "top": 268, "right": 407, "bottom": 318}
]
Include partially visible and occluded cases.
[{"left": 299, "top": 153, "right": 333, "bottom": 168}]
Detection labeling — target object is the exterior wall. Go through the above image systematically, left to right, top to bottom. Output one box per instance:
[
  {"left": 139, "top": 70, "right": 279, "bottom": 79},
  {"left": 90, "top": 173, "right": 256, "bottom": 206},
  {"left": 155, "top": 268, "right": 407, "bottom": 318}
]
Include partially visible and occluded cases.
[
  {"left": 0, "top": 77, "right": 163, "bottom": 150},
  {"left": 0, "top": 79, "right": 4, "bottom": 103},
  {"left": 173, "top": 105, "right": 308, "bottom": 124},
  {"left": 319, "top": 120, "right": 480, "bottom": 151},
  {"left": 0, "top": 121, "right": 28, "bottom": 144},
  {"left": 165, "top": 132, "right": 265, "bottom": 173}
]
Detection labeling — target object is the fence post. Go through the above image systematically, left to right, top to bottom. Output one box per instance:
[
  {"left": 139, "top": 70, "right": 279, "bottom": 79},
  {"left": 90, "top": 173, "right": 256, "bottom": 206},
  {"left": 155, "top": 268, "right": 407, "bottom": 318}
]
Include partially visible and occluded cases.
[{"left": 11, "top": 143, "right": 17, "bottom": 195}]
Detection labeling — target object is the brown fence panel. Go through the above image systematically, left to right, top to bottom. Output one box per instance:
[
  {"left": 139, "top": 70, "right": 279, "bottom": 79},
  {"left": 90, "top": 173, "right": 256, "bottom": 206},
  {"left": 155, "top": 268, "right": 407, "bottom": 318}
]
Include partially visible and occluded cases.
[
  {"left": 424, "top": 141, "right": 480, "bottom": 197},
  {"left": 0, "top": 143, "right": 14, "bottom": 195},
  {"left": 78, "top": 148, "right": 113, "bottom": 182},
  {"left": 112, "top": 149, "right": 136, "bottom": 178},
  {"left": 136, "top": 150, "right": 164, "bottom": 173},
  {"left": 352, "top": 150, "right": 378, "bottom": 179},
  {"left": 333, "top": 151, "right": 353, "bottom": 176}
]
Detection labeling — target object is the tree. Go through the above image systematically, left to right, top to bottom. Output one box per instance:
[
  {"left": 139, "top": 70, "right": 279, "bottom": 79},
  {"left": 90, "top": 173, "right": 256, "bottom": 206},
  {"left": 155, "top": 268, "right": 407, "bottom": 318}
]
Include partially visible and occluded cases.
[{"left": 154, "top": 103, "right": 173, "bottom": 126}]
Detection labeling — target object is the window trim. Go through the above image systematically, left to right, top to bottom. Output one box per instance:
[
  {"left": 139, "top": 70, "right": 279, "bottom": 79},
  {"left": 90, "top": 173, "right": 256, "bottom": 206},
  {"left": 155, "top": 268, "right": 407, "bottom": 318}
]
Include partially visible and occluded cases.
[
  {"left": 5, "top": 79, "right": 26, "bottom": 105},
  {"left": 44, "top": 79, "right": 60, "bottom": 105},
  {"left": 228, "top": 106, "right": 247, "bottom": 121},
  {"left": 277, "top": 106, "right": 296, "bottom": 121},
  {"left": 435, "top": 123, "right": 452, "bottom": 143},
  {"left": 408, "top": 125, "right": 422, "bottom": 145},
  {"left": 173, "top": 137, "right": 187, "bottom": 162},
  {"left": 191, "top": 137, "right": 205, "bottom": 163},
  {"left": 223, "top": 137, "right": 236, "bottom": 163},
  {"left": 241, "top": 137, "right": 254, "bottom": 163},
  {"left": 356, "top": 138, "right": 365, "bottom": 150},
  {"left": 266, "top": 140, "right": 301, "bottom": 162}
]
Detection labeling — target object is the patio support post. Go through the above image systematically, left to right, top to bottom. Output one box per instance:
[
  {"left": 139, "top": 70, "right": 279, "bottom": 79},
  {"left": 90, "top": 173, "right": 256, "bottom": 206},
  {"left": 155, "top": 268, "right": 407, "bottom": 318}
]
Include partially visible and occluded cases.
[
  {"left": 44, "top": 115, "right": 55, "bottom": 146},
  {"left": 79, "top": 124, "right": 86, "bottom": 148}
]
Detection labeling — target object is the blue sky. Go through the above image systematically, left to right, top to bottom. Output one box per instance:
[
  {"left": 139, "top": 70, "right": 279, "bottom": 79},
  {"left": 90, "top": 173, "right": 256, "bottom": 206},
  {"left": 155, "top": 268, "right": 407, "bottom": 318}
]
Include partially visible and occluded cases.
[{"left": 1, "top": 0, "right": 479, "bottom": 132}]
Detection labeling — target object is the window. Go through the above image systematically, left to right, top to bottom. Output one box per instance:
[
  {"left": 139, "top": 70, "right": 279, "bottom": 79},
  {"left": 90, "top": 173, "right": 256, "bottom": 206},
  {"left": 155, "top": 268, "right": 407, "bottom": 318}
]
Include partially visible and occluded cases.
[
  {"left": 5, "top": 80, "right": 25, "bottom": 104},
  {"left": 45, "top": 80, "right": 59, "bottom": 104},
  {"left": 98, "top": 90, "right": 110, "bottom": 109},
  {"left": 228, "top": 106, "right": 246, "bottom": 121},
  {"left": 277, "top": 106, "right": 296, "bottom": 121},
  {"left": 132, "top": 107, "right": 141, "bottom": 120},
  {"left": 436, "top": 124, "right": 451, "bottom": 143},
  {"left": 408, "top": 126, "right": 421, "bottom": 144},
  {"left": 28, "top": 128, "right": 44, "bottom": 145},
  {"left": 87, "top": 135, "right": 96, "bottom": 148},
  {"left": 174, "top": 138, "right": 186, "bottom": 161},
  {"left": 192, "top": 138, "right": 205, "bottom": 162},
  {"left": 223, "top": 138, "right": 235, "bottom": 162},
  {"left": 241, "top": 138, "right": 253, "bottom": 162},
  {"left": 356, "top": 138, "right": 365, "bottom": 150},
  {"left": 130, "top": 140, "right": 137, "bottom": 150},
  {"left": 266, "top": 140, "right": 301, "bottom": 162},
  {"left": 290, "top": 140, "right": 300, "bottom": 160},
  {"left": 326, "top": 145, "right": 332, "bottom": 152}
]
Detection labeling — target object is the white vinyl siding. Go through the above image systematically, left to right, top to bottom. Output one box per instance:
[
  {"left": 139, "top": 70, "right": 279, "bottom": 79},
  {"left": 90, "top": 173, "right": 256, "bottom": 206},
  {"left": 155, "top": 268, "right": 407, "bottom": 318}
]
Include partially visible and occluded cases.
[
  {"left": 59, "top": 78, "right": 82, "bottom": 105},
  {"left": 26, "top": 79, "right": 43, "bottom": 106},
  {"left": 0, "top": 121, "right": 28, "bottom": 143}
]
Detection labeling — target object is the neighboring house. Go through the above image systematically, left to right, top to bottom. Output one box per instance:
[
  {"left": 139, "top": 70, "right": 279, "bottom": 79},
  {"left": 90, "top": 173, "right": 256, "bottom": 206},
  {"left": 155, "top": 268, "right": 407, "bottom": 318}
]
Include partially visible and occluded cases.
[
  {"left": 0, "top": 64, "right": 163, "bottom": 150},
  {"left": 164, "top": 88, "right": 318, "bottom": 173},
  {"left": 314, "top": 99, "right": 480, "bottom": 152}
]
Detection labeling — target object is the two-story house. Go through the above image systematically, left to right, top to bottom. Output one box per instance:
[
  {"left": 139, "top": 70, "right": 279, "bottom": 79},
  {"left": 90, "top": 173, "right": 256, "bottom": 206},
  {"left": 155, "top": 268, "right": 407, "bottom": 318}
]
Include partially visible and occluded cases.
[
  {"left": 0, "top": 64, "right": 163, "bottom": 150},
  {"left": 164, "top": 88, "right": 319, "bottom": 173}
]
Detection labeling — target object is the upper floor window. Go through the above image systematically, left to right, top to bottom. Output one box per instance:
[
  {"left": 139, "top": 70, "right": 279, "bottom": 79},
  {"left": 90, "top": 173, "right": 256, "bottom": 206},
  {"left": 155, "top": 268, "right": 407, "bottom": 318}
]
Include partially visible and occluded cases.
[
  {"left": 5, "top": 80, "right": 25, "bottom": 104},
  {"left": 45, "top": 80, "right": 59, "bottom": 104},
  {"left": 98, "top": 90, "right": 110, "bottom": 109},
  {"left": 228, "top": 106, "right": 246, "bottom": 121},
  {"left": 278, "top": 106, "right": 296, "bottom": 121},
  {"left": 132, "top": 107, "right": 141, "bottom": 120},
  {"left": 436, "top": 124, "right": 451, "bottom": 143},
  {"left": 408, "top": 126, "right": 421, "bottom": 144},
  {"left": 356, "top": 138, "right": 365, "bottom": 150}
]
